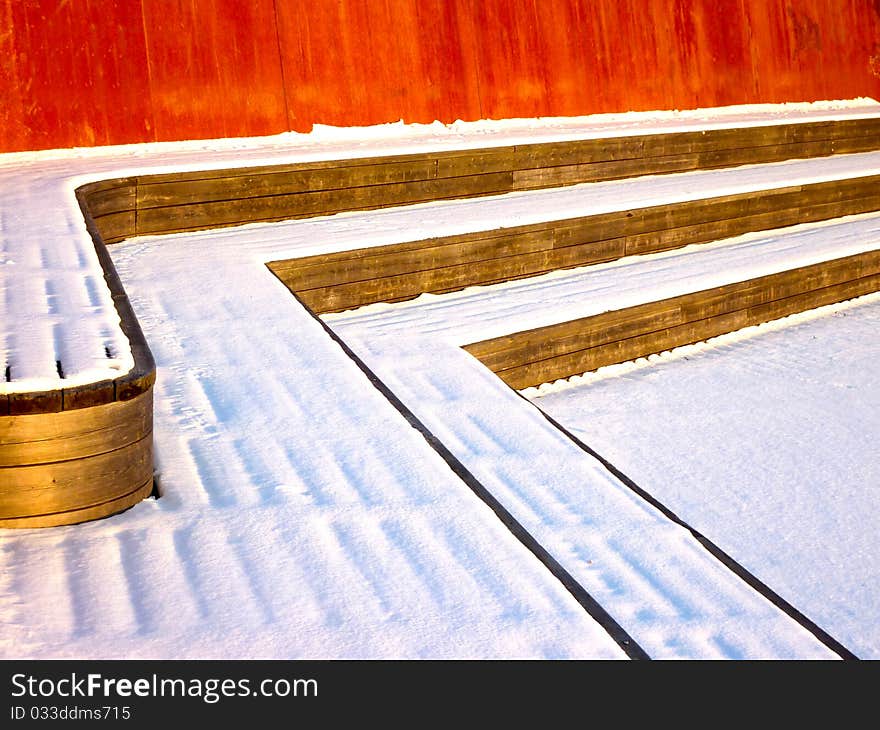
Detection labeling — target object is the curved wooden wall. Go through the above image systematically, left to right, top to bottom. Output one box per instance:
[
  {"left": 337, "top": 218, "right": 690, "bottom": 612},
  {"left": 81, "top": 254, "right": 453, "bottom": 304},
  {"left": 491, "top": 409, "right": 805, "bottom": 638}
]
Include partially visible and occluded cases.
[
  {"left": 2, "top": 0, "right": 880, "bottom": 153},
  {"left": 0, "top": 187, "right": 156, "bottom": 528},
  {"left": 0, "top": 391, "right": 154, "bottom": 529}
]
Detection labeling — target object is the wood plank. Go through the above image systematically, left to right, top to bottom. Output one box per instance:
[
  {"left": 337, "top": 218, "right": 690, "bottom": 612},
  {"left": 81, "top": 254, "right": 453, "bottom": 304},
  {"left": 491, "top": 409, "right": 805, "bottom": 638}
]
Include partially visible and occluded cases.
[
  {"left": 814, "top": 118, "right": 880, "bottom": 141},
  {"left": 511, "top": 119, "right": 880, "bottom": 170},
  {"left": 514, "top": 128, "right": 777, "bottom": 169},
  {"left": 513, "top": 136, "right": 649, "bottom": 168},
  {"left": 830, "top": 136, "right": 880, "bottom": 155},
  {"left": 512, "top": 140, "right": 841, "bottom": 190},
  {"left": 434, "top": 146, "right": 517, "bottom": 178},
  {"left": 137, "top": 150, "right": 442, "bottom": 186},
  {"left": 513, "top": 150, "right": 704, "bottom": 188},
  {"left": 136, "top": 158, "right": 439, "bottom": 209},
  {"left": 135, "top": 172, "right": 515, "bottom": 235},
  {"left": 76, "top": 177, "right": 135, "bottom": 196},
  {"left": 598, "top": 177, "right": 878, "bottom": 242},
  {"left": 551, "top": 179, "right": 879, "bottom": 252},
  {"left": 82, "top": 181, "right": 136, "bottom": 217},
  {"left": 547, "top": 186, "right": 802, "bottom": 249},
  {"left": 621, "top": 192, "right": 880, "bottom": 257},
  {"left": 93, "top": 209, "right": 136, "bottom": 244},
  {"left": 270, "top": 216, "right": 556, "bottom": 270},
  {"left": 270, "top": 228, "right": 557, "bottom": 291},
  {"left": 295, "top": 238, "right": 626, "bottom": 314},
  {"left": 471, "top": 251, "right": 880, "bottom": 373},
  {"left": 677, "top": 254, "right": 880, "bottom": 322},
  {"left": 473, "top": 256, "right": 880, "bottom": 389},
  {"left": 492, "top": 271, "right": 880, "bottom": 390},
  {"left": 746, "top": 272, "right": 880, "bottom": 323},
  {"left": 465, "top": 298, "right": 684, "bottom": 371},
  {"left": 493, "top": 308, "right": 750, "bottom": 390},
  {"left": 62, "top": 378, "right": 116, "bottom": 409},
  {"left": 0, "top": 390, "right": 152, "bottom": 467},
  {"left": 8, "top": 390, "right": 62, "bottom": 416},
  {"left": 0, "top": 434, "right": 153, "bottom": 516},
  {"left": 0, "top": 478, "right": 153, "bottom": 529}
]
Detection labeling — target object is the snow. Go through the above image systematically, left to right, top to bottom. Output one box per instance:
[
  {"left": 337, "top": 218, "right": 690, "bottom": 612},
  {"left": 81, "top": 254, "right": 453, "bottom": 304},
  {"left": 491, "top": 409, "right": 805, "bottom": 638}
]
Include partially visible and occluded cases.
[
  {"left": 3, "top": 97, "right": 878, "bottom": 168},
  {"left": 3, "top": 98, "right": 880, "bottom": 393},
  {"left": 1, "top": 100, "right": 879, "bottom": 658},
  {"left": 8, "top": 147, "right": 880, "bottom": 392},
  {"left": 324, "top": 212, "right": 880, "bottom": 658},
  {"left": 325, "top": 212, "right": 880, "bottom": 344},
  {"left": 531, "top": 293, "right": 880, "bottom": 659}
]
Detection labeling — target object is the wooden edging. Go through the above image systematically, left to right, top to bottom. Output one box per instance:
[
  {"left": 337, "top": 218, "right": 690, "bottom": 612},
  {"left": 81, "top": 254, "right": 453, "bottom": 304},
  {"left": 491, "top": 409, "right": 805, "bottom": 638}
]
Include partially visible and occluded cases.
[
  {"left": 6, "top": 117, "right": 880, "bottom": 527},
  {"left": 78, "top": 117, "right": 880, "bottom": 245},
  {"left": 269, "top": 173, "right": 880, "bottom": 314},
  {"left": 0, "top": 192, "right": 157, "bottom": 528},
  {"left": 464, "top": 250, "right": 880, "bottom": 390},
  {"left": 0, "top": 389, "right": 154, "bottom": 528}
]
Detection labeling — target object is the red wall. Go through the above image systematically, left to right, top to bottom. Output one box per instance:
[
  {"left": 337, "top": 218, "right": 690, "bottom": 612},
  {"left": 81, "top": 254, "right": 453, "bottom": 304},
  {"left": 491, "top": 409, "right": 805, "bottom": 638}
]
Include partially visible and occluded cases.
[{"left": 2, "top": 0, "right": 880, "bottom": 153}]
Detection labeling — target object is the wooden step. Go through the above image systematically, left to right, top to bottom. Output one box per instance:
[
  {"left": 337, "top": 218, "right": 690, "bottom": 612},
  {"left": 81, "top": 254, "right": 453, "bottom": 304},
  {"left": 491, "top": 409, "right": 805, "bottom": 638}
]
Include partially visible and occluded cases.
[
  {"left": 6, "top": 116, "right": 880, "bottom": 526},
  {"left": 79, "top": 117, "right": 880, "bottom": 243},
  {"left": 269, "top": 174, "right": 880, "bottom": 314},
  {"left": 464, "top": 251, "right": 880, "bottom": 389}
]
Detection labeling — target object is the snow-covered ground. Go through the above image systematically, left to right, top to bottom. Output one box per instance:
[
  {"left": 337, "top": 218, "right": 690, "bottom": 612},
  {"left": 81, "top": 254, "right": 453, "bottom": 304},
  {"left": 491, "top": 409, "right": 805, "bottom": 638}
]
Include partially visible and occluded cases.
[
  {"left": 4, "top": 99, "right": 880, "bottom": 393},
  {"left": 1, "top": 101, "right": 878, "bottom": 659},
  {"left": 531, "top": 293, "right": 880, "bottom": 659}
]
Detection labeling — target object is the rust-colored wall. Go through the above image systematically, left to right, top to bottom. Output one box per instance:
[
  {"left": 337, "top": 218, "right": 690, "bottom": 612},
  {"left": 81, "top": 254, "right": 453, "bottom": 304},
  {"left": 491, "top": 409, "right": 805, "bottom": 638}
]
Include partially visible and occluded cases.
[{"left": 2, "top": 0, "right": 880, "bottom": 153}]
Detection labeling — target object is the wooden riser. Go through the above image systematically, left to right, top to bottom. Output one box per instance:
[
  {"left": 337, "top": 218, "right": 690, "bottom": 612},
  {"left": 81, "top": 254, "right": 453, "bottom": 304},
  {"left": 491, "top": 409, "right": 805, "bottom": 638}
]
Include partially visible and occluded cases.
[
  {"left": 79, "top": 117, "right": 880, "bottom": 244},
  {"left": 7, "top": 119, "right": 879, "bottom": 527},
  {"left": 271, "top": 174, "right": 880, "bottom": 314},
  {"left": 464, "top": 251, "right": 880, "bottom": 390},
  {"left": 0, "top": 390, "right": 154, "bottom": 527},
  {"left": 0, "top": 481, "right": 154, "bottom": 530}
]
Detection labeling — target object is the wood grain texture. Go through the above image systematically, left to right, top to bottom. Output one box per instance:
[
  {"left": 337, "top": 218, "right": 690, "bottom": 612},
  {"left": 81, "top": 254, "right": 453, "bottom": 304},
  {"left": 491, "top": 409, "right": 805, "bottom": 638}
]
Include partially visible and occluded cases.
[
  {"left": 3, "top": 0, "right": 880, "bottom": 152},
  {"left": 71, "top": 118, "right": 880, "bottom": 248},
  {"left": 115, "top": 119, "right": 880, "bottom": 245},
  {"left": 134, "top": 172, "right": 516, "bottom": 235},
  {"left": 270, "top": 174, "right": 880, "bottom": 314},
  {"left": 464, "top": 252, "right": 880, "bottom": 389},
  {"left": 466, "top": 253, "right": 880, "bottom": 369},
  {"left": 0, "top": 389, "right": 153, "bottom": 527},
  {"left": 0, "top": 391, "right": 152, "bottom": 468},
  {"left": 0, "top": 479, "right": 154, "bottom": 530}
]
